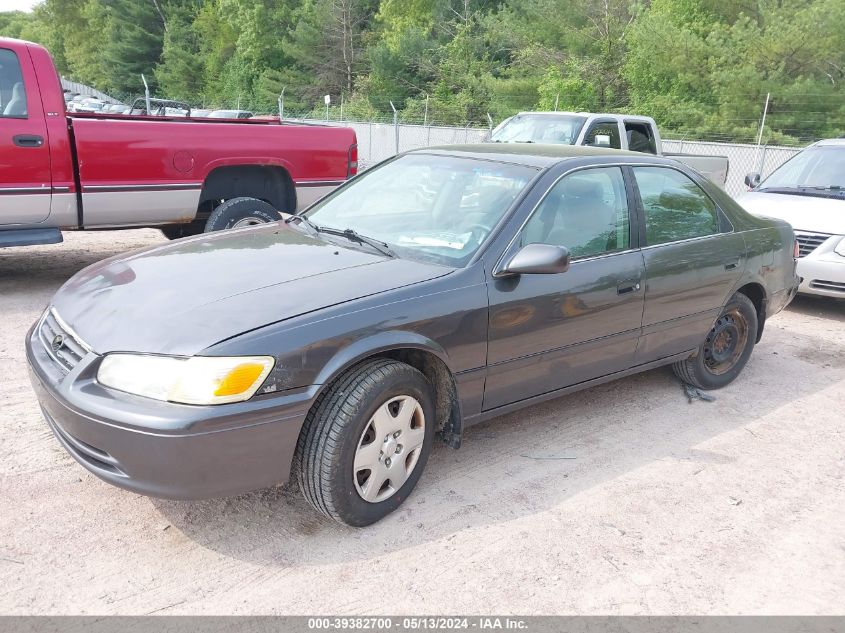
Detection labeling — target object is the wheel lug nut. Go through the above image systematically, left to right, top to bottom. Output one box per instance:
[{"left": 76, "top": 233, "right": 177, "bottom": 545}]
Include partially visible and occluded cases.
[
  {"left": 393, "top": 431, "right": 401, "bottom": 438},
  {"left": 395, "top": 444, "right": 402, "bottom": 454},
  {"left": 385, "top": 458, "right": 392, "bottom": 467}
]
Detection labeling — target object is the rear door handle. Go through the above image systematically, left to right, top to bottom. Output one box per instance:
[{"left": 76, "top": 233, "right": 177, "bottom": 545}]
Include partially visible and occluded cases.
[
  {"left": 13, "top": 134, "right": 44, "bottom": 148},
  {"left": 724, "top": 259, "right": 740, "bottom": 271},
  {"left": 617, "top": 280, "right": 641, "bottom": 295}
]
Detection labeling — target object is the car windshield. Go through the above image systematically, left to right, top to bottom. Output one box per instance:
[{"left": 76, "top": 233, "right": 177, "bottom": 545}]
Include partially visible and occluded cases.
[
  {"left": 491, "top": 114, "right": 587, "bottom": 145},
  {"left": 760, "top": 145, "right": 845, "bottom": 192},
  {"left": 303, "top": 154, "right": 537, "bottom": 266}
]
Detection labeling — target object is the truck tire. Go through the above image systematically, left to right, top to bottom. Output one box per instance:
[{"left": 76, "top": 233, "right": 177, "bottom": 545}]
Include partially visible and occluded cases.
[
  {"left": 204, "top": 197, "right": 282, "bottom": 232},
  {"left": 672, "top": 292, "right": 758, "bottom": 390},
  {"left": 294, "top": 359, "right": 436, "bottom": 527}
]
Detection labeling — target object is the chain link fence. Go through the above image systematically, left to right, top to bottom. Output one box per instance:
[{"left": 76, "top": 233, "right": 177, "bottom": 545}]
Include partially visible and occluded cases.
[
  {"left": 55, "top": 75, "right": 805, "bottom": 199},
  {"left": 298, "top": 117, "right": 802, "bottom": 198},
  {"left": 661, "top": 139, "right": 801, "bottom": 197}
]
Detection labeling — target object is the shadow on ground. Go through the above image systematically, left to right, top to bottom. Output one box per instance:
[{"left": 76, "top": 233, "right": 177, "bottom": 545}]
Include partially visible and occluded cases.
[{"left": 152, "top": 313, "right": 845, "bottom": 567}]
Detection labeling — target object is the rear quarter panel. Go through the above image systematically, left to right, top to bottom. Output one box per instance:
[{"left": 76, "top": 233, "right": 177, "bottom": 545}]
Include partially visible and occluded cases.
[{"left": 706, "top": 181, "right": 798, "bottom": 316}]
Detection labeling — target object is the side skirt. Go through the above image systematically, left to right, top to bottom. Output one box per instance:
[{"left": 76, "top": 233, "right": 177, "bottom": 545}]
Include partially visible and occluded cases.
[{"left": 462, "top": 349, "right": 696, "bottom": 429}]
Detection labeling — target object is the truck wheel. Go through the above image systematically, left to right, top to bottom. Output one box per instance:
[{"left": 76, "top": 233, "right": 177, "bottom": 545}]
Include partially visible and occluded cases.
[
  {"left": 204, "top": 197, "right": 282, "bottom": 232},
  {"left": 672, "top": 292, "right": 758, "bottom": 390},
  {"left": 294, "top": 359, "right": 435, "bottom": 527}
]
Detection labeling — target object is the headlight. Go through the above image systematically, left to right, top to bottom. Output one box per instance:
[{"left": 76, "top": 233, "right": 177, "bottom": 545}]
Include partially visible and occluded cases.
[
  {"left": 835, "top": 237, "right": 845, "bottom": 257},
  {"left": 97, "top": 354, "right": 275, "bottom": 405}
]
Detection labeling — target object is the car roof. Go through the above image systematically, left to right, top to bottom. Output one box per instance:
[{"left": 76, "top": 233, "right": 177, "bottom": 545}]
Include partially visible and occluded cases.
[
  {"left": 513, "top": 111, "right": 656, "bottom": 123},
  {"left": 813, "top": 138, "right": 845, "bottom": 147},
  {"left": 409, "top": 143, "right": 652, "bottom": 169}
]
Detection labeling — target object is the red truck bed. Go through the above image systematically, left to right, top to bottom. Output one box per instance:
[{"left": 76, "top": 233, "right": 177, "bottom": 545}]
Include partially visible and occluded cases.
[{"left": 0, "top": 37, "right": 357, "bottom": 246}]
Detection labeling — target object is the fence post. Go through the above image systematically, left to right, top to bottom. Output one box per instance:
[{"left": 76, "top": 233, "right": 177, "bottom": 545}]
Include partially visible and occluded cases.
[
  {"left": 390, "top": 101, "right": 399, "bottom": 155},
  {"left": 368, "top": 121, "right": 373, "bottom": 164},
  {"left": 427, "top": 121, "right": 431, "bottom": 146},
  {"left": 464, "top": 123, "right": 470, "bottom": 144},
  {"left": 757, "top": 144, "right": 768, "bottom": 174}
]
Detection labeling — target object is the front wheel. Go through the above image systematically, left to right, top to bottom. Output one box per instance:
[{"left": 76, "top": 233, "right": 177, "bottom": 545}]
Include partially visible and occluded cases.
[
  {"left": 204, "top": 197, "right": 282, "bottom": 232},
  {"left": 672, "top": 292, "right": 758, "bottom": 390},
  {"left": 294, "top": 359, "right": 435, "bottom": 527}
]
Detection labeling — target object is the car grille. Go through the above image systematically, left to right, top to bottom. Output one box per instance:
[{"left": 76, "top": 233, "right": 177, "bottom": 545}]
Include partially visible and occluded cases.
[
  {"left": 794, "top": 231, "right": 832, "bottom": 258},
  {"left": 810, "top": 279, "right": 845, "bottom": 294},
  {"left": 37, "top": 308, "right": 91, "bottom": 373}
]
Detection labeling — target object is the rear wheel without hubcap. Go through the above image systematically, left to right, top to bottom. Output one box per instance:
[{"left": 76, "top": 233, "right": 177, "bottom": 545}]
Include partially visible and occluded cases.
[
  {"left": 672, "top": 292, "right": 758, "bottom": 390},
  {"left": 702, "top": 307, "right": 749, "bottom": 375}
]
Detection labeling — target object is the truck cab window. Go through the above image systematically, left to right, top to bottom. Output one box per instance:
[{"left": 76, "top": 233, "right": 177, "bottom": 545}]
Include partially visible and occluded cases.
[
  {"left": 0, "top": 48, "right": 27, "bottom": 118},
  {"left": 583, "top": 121, "right": 621, "bottom": 149},
  {"left": 624, "top": 121, "right": 657, "bottom": 154}
]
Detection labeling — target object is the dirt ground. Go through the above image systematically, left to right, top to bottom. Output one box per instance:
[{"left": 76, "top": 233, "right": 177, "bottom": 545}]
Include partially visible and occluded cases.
[{"left": 1, "top": 230, "right": 844, "bottom": 615}]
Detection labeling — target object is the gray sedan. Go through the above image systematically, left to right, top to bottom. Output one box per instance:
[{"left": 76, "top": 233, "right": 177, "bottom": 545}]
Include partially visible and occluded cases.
[{"left": 27, "top": 145, "right": 799, "bottom": 526}]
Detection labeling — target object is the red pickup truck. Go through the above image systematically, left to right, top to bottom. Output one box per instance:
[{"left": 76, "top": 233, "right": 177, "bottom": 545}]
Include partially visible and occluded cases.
[{"left": 0, "top": 38, "right": 357, "bottom": 247}]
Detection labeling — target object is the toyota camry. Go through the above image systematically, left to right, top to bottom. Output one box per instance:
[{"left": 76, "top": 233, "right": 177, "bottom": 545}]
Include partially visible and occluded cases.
[{"left": 27, "top": 145, "right": 799, "bottom": 526}]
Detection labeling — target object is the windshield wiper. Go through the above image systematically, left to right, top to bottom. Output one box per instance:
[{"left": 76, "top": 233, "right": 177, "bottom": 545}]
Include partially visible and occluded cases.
[
  {"left": 284, "top": 213, "right": 320, "bottom": 235},
  {"left": 285, "top": 215, "right": 396, "bottom": 258},
  {"left": 319, "top": 227, "right": 397, "bottom": 258}
]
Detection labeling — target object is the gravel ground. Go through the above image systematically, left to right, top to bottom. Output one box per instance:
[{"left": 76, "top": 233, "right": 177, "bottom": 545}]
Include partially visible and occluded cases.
[{"left": 1, "top": 230, "right": 844, "bottom": 615}]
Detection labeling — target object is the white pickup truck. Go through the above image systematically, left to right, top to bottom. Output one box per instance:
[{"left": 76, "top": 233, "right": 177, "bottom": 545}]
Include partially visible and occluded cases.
[{"left": 490, "top": 112, "right": 729, "bottom": 186}]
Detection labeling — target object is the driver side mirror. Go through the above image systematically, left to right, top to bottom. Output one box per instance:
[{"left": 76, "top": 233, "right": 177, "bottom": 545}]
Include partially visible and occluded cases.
[
  {"left": 744, "top": 172, "right": 761, "bottom": 189},
  {"left": 496, "top": 243, "right": 571, "bottom": 277}
]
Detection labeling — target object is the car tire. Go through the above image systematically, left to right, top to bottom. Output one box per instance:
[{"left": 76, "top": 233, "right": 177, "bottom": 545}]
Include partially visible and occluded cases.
[
  {"left": 204, "top": 197, "right": 282, "bottom": 232},
  {"left": 672, "top": 292, "right": 758, "bottom": 390},
  {"left": 294, "top": 358, "right": 436, "bottom": 527}
]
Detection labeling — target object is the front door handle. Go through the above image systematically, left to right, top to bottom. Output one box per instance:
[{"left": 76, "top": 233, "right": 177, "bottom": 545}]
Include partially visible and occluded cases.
[
  {"left": 13, "top": 134, "right": 44, "bottom": 148},
  {"left": 724, "top": 258, "right": 740, "bottom": 271},
  {"left": 617, "top": 280, "right": 642, "bottom": 295}
]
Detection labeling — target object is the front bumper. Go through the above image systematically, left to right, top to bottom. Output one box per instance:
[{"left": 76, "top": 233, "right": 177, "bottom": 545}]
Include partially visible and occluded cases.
[
  {"left": 796, "top": 235, "right": 845, "bottom": 299},
  {"left": 796, "top": 257, "right": 845, "bottom": 298},
  {"left": 26, "top": 322, "right": 314, "bottom": 500}
]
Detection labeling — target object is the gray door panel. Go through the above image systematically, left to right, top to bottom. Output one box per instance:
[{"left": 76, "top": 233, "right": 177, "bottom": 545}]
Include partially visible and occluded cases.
[
  {"left": 636, "top": 232, "right": 746, "bottom": 364},
  {"left": 485, "top": 251, "right": 645, "bottom": 410}
]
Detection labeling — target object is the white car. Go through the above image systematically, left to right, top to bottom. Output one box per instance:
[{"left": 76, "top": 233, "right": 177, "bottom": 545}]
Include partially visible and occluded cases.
[{"left": 738, "top": 139, "right": 845, "bottom": 298}]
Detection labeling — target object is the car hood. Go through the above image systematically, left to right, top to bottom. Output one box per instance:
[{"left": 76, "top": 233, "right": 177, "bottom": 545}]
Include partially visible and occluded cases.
[
  {"left": 737, "top": 191, "right": 845, "bottom": 235},
  {"left": 51, "top": 224, "right": 451, "bottom": 355}
]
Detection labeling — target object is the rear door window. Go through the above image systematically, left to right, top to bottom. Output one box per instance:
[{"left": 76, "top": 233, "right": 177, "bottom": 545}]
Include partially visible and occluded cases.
[
  {"left": 0, "top": 48, "right": 27, "bottom": 118},
  {"left": 632, "top": 167, "right": 720, "bottom": 245}
]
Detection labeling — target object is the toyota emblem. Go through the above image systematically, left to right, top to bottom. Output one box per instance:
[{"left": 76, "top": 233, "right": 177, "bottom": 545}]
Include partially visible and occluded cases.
[{"left": 51, "top": 334, "right": 64, "bottom": 353}]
